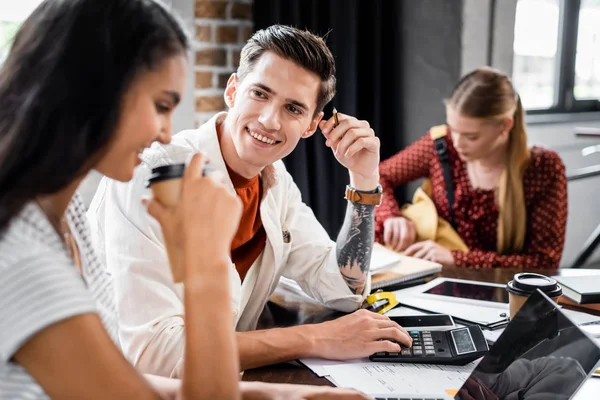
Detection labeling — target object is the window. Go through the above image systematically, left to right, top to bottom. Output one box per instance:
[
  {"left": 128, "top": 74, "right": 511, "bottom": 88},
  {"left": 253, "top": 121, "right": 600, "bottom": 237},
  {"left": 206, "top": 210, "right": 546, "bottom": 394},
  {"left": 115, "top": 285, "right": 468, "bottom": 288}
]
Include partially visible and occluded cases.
[
  {"left": 0, "top": 0, "right": 44, "bottom": 65},
  {"left": 512, "top": 0, "right": 600, "bottom": 113},
  {"left": 575, "top": 0, "right": 600, "bottom": 100}
]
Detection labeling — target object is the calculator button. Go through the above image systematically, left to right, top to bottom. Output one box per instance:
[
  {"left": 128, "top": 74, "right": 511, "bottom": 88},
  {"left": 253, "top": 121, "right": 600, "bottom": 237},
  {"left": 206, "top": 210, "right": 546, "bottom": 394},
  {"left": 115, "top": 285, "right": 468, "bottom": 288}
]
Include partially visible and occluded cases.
[
  {"left": 412, "top": 346, "right": 422, "bottom": 351},
  {"left": 425, "top": 346, "right": 435, "bottom": 351},
  {"left": 401, "top": 348, "right": 412, "bottom": 356},
  {"left": 412, "top": 350, "right": 423, "bottom": 355},
  {"left": 426, "top": 350, "right": 436, "bottom": 355},
  {"left": 373, "top": 352, "right": 386, "bottom": 357},
  {"left": 387, "top": 352, "right": 400, "bottom": 356}
]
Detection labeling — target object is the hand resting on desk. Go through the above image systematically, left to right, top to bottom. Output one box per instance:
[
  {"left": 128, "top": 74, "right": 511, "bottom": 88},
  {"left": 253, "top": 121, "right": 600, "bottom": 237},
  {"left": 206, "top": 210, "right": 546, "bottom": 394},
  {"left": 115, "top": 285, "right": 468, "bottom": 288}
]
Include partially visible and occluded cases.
[{"left": 304, "top": 309, "right": 412, "bottom": 360}]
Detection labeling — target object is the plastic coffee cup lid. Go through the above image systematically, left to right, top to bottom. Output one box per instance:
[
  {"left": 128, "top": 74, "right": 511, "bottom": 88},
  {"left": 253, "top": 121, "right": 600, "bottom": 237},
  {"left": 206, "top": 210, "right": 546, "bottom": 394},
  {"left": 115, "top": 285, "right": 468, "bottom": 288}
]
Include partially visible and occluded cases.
[
  {"left": 147, "top": 164, "right": 185, "bottom": 187},
  {"left": 506, "top": 272, "right": 562, "bottom": 298}
]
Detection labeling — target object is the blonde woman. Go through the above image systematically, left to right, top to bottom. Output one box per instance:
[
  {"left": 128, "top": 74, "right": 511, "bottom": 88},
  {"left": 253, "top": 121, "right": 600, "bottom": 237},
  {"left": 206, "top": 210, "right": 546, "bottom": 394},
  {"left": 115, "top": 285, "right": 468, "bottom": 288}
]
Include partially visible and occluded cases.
[{"left": 375, "top": 67, "right": 567, "bottom": 269}]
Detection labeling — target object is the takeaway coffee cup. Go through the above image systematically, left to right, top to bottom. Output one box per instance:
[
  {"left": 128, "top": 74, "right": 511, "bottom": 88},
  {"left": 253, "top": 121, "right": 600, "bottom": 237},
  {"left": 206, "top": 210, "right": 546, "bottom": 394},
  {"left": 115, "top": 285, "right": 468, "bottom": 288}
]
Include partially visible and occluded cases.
[
  {"left": 146, "top": 162, "right": 216, "bottom": 282},
  {"left": 147, "top": 163, "right": 186, "bottom": 282},
  {"left": 148, "top": 163, "right": 186, "bottom": 207},
  {"left": 505, "top": 273, "right": 562, "bottom": 319}
]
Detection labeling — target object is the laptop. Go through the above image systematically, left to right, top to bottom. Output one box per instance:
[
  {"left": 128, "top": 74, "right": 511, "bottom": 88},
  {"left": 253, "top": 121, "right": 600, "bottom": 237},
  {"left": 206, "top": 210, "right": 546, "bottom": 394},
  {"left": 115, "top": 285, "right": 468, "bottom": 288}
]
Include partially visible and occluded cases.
[{"left": 369, "top": 289, "right": 600, "bottom": 400}]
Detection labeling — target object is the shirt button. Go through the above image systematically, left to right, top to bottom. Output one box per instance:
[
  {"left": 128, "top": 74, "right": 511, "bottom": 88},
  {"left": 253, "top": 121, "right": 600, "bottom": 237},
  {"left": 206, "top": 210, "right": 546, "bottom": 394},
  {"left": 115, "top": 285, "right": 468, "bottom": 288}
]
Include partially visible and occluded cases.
[{"left": 232, "top": 309, "right": 238, "bottom": 316}]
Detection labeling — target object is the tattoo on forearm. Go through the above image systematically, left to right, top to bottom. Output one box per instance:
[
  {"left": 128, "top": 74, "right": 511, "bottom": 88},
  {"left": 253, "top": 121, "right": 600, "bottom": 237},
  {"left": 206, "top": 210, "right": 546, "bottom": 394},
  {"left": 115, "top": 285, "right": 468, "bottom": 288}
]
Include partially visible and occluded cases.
[{"left": 336, "top": 201, "right": 375, "bottom": 295}]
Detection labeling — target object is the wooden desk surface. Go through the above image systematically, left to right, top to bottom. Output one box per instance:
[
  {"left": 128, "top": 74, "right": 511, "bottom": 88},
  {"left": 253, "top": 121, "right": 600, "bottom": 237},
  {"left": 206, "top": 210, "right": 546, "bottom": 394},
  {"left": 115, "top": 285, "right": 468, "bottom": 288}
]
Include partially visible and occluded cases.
[{"left": 241, "top": 267, "right": 600, "bottom": 385}]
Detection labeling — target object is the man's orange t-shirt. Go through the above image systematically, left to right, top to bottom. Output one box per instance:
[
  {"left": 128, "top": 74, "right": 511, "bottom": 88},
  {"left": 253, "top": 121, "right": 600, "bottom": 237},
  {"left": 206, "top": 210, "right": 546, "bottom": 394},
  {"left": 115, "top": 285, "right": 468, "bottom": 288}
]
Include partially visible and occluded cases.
[{"left": 227, "top": 165, "right": 267, "bottom": 281}]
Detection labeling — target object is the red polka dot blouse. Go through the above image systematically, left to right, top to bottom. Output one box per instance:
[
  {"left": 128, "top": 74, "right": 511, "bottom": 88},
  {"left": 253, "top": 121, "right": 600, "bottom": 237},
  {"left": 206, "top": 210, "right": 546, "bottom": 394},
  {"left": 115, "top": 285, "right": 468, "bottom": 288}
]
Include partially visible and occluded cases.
[{"left": 375, "top": 129, "right": 567, "bottom": 269}]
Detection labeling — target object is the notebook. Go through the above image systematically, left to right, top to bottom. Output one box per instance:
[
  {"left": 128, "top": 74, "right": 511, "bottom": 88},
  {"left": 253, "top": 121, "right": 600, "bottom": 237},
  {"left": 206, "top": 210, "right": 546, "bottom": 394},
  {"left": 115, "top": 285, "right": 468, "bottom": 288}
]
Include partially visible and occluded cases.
[
  {"left": 370, "top": 243, "right": 442, "bottom": 290},
  {"left": 554, "top": 275, "right": 600, "bottom": 304},
  {"left": 369, "top": 289, "right": 600, "bottom": 399}
]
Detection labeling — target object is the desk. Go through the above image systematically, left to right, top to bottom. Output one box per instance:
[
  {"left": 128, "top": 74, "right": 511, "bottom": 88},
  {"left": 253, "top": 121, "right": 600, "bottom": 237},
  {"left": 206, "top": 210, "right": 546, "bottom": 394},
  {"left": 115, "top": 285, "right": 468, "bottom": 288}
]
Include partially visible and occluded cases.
[{"left": 241, "top": 267, "right": 600, "bottom": 385}]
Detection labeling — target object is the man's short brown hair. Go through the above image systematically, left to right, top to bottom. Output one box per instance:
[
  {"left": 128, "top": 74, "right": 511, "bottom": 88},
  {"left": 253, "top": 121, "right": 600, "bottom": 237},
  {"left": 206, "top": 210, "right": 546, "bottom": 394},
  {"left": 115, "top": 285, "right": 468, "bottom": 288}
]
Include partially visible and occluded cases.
[{"left": 237, "top": 25, "right": 336, "bottom": 117}]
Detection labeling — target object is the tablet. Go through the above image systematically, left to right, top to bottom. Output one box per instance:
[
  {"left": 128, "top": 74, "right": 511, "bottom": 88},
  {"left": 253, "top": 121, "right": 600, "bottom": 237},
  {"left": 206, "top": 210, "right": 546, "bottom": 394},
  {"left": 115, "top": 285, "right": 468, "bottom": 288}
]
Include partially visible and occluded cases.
[
  {"left": 393, "top": 278, "right": 510, "bottom": 327},
  {"left": 422, "top": 279, "right": 509, "bottom": 304}
]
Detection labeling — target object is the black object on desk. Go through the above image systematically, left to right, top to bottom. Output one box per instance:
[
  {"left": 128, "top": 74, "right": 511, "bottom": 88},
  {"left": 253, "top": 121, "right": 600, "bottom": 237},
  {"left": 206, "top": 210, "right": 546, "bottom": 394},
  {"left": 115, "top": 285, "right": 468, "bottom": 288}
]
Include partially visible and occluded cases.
[{"left": 369, "top": 325, "right": 489, "bottom": 366}]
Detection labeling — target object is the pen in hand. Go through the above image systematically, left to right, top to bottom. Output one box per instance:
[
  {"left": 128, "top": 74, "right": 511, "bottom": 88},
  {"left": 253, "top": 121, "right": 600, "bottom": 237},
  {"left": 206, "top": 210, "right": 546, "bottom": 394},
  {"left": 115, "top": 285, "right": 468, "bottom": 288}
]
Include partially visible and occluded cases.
[{"left": 332, "top": 107, "right": 340, "bottom": 127}]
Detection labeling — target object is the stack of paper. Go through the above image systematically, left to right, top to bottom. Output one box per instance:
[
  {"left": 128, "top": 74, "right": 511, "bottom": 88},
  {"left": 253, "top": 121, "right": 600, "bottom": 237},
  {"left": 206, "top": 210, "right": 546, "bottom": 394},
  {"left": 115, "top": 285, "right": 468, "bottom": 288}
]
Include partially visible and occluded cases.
[{"left": 299, "top": 357, "right": 476, "bottom": 396}]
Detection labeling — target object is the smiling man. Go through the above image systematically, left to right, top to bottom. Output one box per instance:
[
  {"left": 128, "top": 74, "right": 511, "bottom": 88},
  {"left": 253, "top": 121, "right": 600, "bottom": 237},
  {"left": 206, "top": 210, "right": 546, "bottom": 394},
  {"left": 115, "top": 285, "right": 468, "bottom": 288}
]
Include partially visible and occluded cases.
[{"left": 87, "top": 25, "right": 411, "bottom": 377}]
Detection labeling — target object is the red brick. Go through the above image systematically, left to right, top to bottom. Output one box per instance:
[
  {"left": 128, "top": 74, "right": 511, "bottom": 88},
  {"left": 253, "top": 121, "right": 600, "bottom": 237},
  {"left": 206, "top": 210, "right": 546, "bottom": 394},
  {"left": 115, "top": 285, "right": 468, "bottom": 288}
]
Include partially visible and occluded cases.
[
  {"left": 195, "top": 1, "right": 227, "bottom": 19},
  {"left": 230, "top": 2, "right": 252, "bottom": 20},
  {"left": 195, "top": 24, "right": 212, "bottom": 42},
  {"left": 215, "top": 26, "right": 238, "bottom": 44},
  {"left": 240, "top": 26, "right": 253, "bottom": 42},
  {"left": 195, "top": 48, "right": 227, "bottom": 66},
  {"left": 232, "top": 49, "right": 241, "bottom": 67},
  {"left": 195, "top": 71, "right": 213, "bottom": 89},
  {"left": 218, "top": 72, "right": 232, "bottom": 88},
  {"left": 196, "top": 96, "right": 226, "bottom": 112}
]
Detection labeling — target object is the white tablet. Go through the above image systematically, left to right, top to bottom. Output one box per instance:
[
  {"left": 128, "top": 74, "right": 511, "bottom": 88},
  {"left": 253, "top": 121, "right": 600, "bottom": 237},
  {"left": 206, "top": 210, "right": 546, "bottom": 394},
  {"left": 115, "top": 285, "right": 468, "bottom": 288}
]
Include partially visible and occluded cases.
[{"left": 393, "top": 277, "right": 510, "bottom": 327}]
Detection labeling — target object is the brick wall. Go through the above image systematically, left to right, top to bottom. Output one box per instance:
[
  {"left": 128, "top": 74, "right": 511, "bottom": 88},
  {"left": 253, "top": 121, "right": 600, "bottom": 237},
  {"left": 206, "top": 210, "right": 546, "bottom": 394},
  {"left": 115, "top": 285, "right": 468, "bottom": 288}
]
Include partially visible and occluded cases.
[{"left": 194, "top": 0, "right": 253, "bottom": 127}]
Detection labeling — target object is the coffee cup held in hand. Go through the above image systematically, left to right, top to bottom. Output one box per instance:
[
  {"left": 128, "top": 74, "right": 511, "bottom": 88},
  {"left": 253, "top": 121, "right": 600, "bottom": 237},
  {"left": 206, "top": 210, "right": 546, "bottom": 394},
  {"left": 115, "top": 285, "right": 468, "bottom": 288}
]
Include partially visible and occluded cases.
[
  {"left": 146, "top": 162, "right": 214, "bottom": 282},
  {"left": 505, "top": 273, "right": 562, "bottom": 320}
]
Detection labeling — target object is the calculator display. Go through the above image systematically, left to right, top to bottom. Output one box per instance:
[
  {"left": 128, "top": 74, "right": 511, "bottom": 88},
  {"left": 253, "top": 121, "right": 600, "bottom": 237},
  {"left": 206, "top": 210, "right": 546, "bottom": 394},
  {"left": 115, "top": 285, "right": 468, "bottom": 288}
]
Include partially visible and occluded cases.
[{"left": 451, "top": 328, "right": 476, "bottom": 354}]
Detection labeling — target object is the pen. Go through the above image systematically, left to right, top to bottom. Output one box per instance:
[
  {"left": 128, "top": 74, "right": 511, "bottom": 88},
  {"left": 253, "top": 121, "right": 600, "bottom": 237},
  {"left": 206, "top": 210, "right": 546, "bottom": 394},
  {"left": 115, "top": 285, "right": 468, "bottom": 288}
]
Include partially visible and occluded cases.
[{"left": 332, "top": 107, "right": 339, "bottom": 127}]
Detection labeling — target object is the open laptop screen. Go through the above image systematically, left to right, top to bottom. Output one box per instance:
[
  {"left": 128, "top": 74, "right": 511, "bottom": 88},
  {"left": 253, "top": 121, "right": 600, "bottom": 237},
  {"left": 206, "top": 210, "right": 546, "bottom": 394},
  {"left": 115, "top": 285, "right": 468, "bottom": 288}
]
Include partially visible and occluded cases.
[{"left": 455, "top": 289, "right": 600, "bottom": 400}]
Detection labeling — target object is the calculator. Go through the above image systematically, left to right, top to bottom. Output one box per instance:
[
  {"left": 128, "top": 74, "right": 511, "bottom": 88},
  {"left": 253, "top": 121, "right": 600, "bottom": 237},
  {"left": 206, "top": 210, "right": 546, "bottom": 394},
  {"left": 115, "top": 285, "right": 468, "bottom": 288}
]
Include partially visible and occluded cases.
[{"left": 369, "top": 325, "right": 489, "bottom": 366}]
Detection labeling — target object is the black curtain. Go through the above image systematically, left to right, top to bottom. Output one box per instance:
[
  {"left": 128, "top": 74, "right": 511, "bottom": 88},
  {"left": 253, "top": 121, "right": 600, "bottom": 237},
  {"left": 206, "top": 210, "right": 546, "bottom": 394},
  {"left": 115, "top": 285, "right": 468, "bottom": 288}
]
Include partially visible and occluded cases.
[{"left": 253, "top": 0, "right": 406, "bottom": 237}]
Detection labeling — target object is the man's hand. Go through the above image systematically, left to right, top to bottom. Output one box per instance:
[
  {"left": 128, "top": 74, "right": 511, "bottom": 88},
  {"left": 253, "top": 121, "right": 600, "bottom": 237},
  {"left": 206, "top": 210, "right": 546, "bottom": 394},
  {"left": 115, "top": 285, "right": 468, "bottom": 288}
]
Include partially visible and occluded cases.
[
  {"left": 319, "top": 112, "right": 380, "bottom": 190},
  {"left": 383, "top": 217, "right": 417, "bottom": 252},
  {"left": 404, "top": 240, "right": 455, "bottom": 267},
  {"left": 307, "top": 309, "right": 412, "bottom": 360},
  {"left": 240, "top": 382, "right": 370, "bottom": 400}
]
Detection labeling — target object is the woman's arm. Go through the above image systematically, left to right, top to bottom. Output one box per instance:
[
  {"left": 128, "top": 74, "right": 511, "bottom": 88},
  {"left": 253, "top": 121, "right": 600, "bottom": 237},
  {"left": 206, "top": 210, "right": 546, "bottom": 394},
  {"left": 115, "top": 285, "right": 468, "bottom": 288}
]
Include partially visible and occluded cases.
[
  {"left": 375, "top": 132, "right": 435, "bottom": 243},
  {"left": 148, "top": 153, "right": 242, "bottom": 400},
  {"left": 14, "top": 314, "right": 165, "bottom": 400}
]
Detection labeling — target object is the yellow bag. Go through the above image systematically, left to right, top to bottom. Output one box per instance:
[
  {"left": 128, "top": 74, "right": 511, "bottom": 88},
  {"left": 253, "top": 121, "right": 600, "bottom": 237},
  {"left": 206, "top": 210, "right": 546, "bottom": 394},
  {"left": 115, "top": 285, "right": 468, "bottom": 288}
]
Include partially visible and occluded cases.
[{"left": 399, "top": 125, "right": 469, "bottom": 253}]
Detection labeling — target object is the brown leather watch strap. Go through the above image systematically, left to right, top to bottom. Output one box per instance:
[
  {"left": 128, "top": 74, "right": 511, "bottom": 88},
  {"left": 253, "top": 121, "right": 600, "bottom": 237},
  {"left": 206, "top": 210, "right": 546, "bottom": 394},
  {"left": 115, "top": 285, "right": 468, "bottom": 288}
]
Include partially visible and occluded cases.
[{"left": 344, "top": 185, "right": 382, "bottom": 206}]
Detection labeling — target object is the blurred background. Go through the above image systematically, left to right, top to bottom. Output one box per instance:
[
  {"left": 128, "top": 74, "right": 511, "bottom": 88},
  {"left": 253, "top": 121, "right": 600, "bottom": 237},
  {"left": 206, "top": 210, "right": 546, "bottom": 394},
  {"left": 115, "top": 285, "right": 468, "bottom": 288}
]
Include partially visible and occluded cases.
[{"left": 2, "top": 0, "right": 599, "bottom": 268}]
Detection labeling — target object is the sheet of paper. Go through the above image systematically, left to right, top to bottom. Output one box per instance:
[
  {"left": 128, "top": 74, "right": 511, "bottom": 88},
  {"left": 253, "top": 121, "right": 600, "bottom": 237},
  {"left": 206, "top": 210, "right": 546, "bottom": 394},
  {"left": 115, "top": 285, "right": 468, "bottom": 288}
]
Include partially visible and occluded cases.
[
  {"left": 370, "top": 243, "right": 403, "bottom": 272},
  {"left": 563, "top": 308, "right": 600, "bottom": 325},
  {"left": 482, "top": 328, "right": 504, "bottom": 343},
  {"left": 299, "top": 357, "right": 368, "bottom": 377},
  {"left": 322, "top": 361, "right": 477, "bottom": 395},
  {"left": 574, "top": 377, "right": 600, "bottom": 399}
]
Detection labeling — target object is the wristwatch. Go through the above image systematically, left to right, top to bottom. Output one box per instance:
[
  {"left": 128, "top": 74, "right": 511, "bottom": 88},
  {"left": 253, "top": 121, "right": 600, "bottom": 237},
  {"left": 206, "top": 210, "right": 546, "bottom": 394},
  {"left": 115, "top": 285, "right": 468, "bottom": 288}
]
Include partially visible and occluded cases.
[{"left": 344, "top": 184, "right": 383, "bottom": 206}]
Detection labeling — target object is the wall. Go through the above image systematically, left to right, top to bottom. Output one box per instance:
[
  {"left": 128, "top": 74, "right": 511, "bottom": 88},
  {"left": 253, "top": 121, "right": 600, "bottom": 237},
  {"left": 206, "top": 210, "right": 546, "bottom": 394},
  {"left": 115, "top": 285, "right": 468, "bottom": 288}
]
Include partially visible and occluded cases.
[
  {"left": 193, "top": 0, "right": 253, "bottom": 127},
  {"left": 397, "top": 0, "right": 463, "bottom": 197},
  {"left": 527, "top": 117, "right": 600, "bottom": 267}
]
